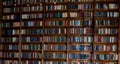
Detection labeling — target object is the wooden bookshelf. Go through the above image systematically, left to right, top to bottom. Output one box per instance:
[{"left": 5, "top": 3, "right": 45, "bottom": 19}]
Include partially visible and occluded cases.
[{"left": 0, "top": 0, "right": 119, "bottom": 64}]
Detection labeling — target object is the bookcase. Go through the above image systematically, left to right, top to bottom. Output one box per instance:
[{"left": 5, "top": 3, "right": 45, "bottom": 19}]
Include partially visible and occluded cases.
[{"left": 0, "top": 0, "right": 120, "bottom": 64}]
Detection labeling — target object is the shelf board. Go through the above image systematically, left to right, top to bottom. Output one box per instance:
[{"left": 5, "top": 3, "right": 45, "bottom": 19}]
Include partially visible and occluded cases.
[
  {"left": 45, "top": 2, "right": 67, "bottom": 5},
  {"left": 45, "top": 10, "right": 67, "bottom": 12},
  {"left": 22, "top": 11, "right": 44, "bottom": 14},
  {"left": 44, "top": 34, "right": 67, "bottom": 36},
  {"left": 1, "top": 35, "right": 19, "bottom": 37},
  {"left": 21, "top": 42, "right": 42, "bottom": 44},
  {"left": 44, "top": 42, "right": 67, "bottom": 44},
  {"left": 1, "top": 50, "right": 19, "bottom": 52},
  {"left": 21, "top": 50, "right": 42, "bottom": 52},
  {"left": 44, "top": 50, "right": 67, "bottom": 52},
  {"left": 68, "top": 50, "right": 92, "bottom": 52},
  {"left": 94, "top": 51, "right": 117, "bottom": 53},
  {"left": 0, "top": 58, "right": 19, "bottom": 60},
  {"left": 21, "top": 58, "right": 42, "bottom": 60},
  {"left": 44, "top": 58, "right": 66, "bottom": 61},
  {"left": 69, "top": 59, "right": 91, "bottom": 61},
  {"left": 94, "top": 60, "right": 118, "bottom": 62}
]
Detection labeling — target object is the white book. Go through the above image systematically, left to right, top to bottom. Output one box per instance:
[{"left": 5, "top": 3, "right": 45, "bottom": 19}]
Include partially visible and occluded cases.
[
  {"left": 109, "top": 4, "right": 115, "bottom": 9},
  {"left": 62, "top": 12, "right": 67, "bottom": 17},
  {"left": 70, "top": 12, "right": 77, "bottom": 17},
  {"left": 114, "top": 12, "right": 119, "bottom": 17},
  {"left": 64, "top": 28, "right": 66, "bottom": 34},
  {"left": 88, "top": 36, "right": 91, "bottom": 42},
  {"left": 12, "top": 37, "right": 16, "bottom": 42},
  {"left": 111, "top": 37, "right": 114, "bottom": 43},
  {"left": 103, "top": 45, "right": 106, "bottom": 51},
  {"left": 38, "top": 61, "right": 41, "bottom": 64},
  {"left": 50, "top": 61, "right": 52, "bottom": 64}
]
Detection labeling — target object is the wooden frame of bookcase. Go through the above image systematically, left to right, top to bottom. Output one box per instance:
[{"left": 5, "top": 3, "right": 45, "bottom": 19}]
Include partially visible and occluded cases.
[
  {"left": 0, "top": 0, "right": 120, "bottom": 64},
  {"left": 0, "top": 0, "right": 2, "bottom": 37},
  {"left": 118, "top": 0, "right": 120, "bottom": 63}
]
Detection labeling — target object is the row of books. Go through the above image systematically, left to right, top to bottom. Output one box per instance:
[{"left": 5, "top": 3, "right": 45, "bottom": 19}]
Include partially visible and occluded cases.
[
  {"left": 3, "top": 0, "right": 20, "bottom": 6},
  {"left": 22, "top": 0, "right": 42, "bottom": 4},
  {"left": 45, "top": 0, "right": 67, "bottom": 2},
  {"left": 45, "top": 0, "right": 93, "bottom": 2},
  {"left": 69, "top": 0, "right": 93, "bottom": 2},
  {"left": 95, "top": 0, "right": 118, "bottom": 1},
  {"left": 95, "top": 3, "right": 118, "bottom": 9},
  {"left": 46, "top": 4, "right": 93, "bottom": 10},
  {"left": 69, "top": 4, "right": 93, "bottom": 10},
  {"left": 46, "top": 5, "right": 66, "bottom": 11},
  {"left": 22, "top": 6, "right": 43, "bottom": 12},
  {"left": 3, "top": 7, "right": 20, "bottom": 13},
  {"left": 2, "top": 12, "right": 119, "bottom": 20},
  {"left": 45, "top": 12, "right": 67, "bottom": 18},
  {"left": 70, "top": 12, "right": 93, "bottom": 17},
  {"left": 95, "top": 12, "right": 119, "bottom": 17},
  {"left": 2, "top": 14, "right": 20, "bottom": 20},
  {"left": 22, "top": 14, "right": 43, "bottom": 19},
  {"left": 45, "top": 19, "right": 92, "bottom": 26},
  {"left": 69, "top": 19, "right": 92, "bottom": 26},
  {"left": 1, "top": 20, "right": 93, "bottom": 28},
  {"left": 2, "top": 20, "right": 118, "bottom": 28},
  {"left": 44, "top": 20, "right": 67, "bottom": 26},
  {"left": 95, "top": 20, "right": 118, "bottom": 26},
  {"left": 22, "top": 21, "right": 43, "bottom": 27},
  {"left": 1, "top": 22, "right": 20, "bottom": 28},
  {"left": 44, "top": 28, "right": 66, "bottom": 34},
  {"left": 69, "top": 28, "right": 92, "bottom": 34},
  {"left": 96, "top": 28, "right": 118, "bottom": 35},
  {"left": 2, "top": 29, "right": 20, "bottom": 35},
  {"left": 21, "top": 29, "right": 43, "bottom": 35},
  {"left": 1, "top": 36, "right": 117, "bottom": 43},
  {"left": 22, "top": 36, "right": 66, "bottom": 42},
  {"left": 43, "top": 36, "right": 67, "bottom": 42},
  {"left": 70, "top": 36, "right": 93, "bottom": 43},
  {"left": 95, "top": 36, "right": 118, "bottom": 43},
  {"left": 0, "top": 37, "right": 19, "bottom": 43},
  {"left": 0, "top": 37, "right": 43, "bottom": 43},
  {"left": 21, "top": 37, "right": 42, "bottom": 42},
  {"left": 22, "top": 44, "right": 42, "bottom": 50},
  {"left": 44, "top": 44, "right": 66, "bottom": 50},
  {"left": 1, "top": 45, "right": 18, "bottom": 50},
  {"left": 70, "top": 45, "right": 92, "bottom": 51},
  {"left": 95, "top": 45, "right": 117, "bottom": 51},
  {"left": 0, "top": 52, "right": 19, "bottom": 58},
  {"left": 21, "top": 52, "right": 41, "bottom": 58},
  {"left": 1, "top": 53, "right": 118, "bottom": 60},
  {"left": 44, "top": 53, "right": 66, "bottom": 58},
  {"left": 69, "top": 53, "right": 90, "bottom": 59},
  {"left": 94, "top": 54, "right": 118, "bottom": 60},
  {"left": 0, "top": 60, "right": 19, "bottom": 64},
  {"left": 0, "top": 61, "right": 117, "bottom": 64},
  {"left": 21, "top": 61, "right": 41, "bottom": 64},
  {"left": 44, "top": 61, "right": 66, "bottom": 64},
  {"left": 70, "top": 62, "right": 91, "bottom": 64},
  {"left": 94, "top": 62, "right": 117, "bottom": 64}
]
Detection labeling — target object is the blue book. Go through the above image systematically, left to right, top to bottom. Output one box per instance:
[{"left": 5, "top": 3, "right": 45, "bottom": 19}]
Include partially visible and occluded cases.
[{"left": 70, "top": 45, "right": 76, "bottom": 50}]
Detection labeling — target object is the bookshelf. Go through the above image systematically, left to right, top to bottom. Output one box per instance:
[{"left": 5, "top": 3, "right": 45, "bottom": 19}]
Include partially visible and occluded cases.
[
  {"left": 0, "top": 0, "right": 120, "bottom": 64},
  {"left": 94, "top": 0, "right": 119, "bottom": 64}
]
